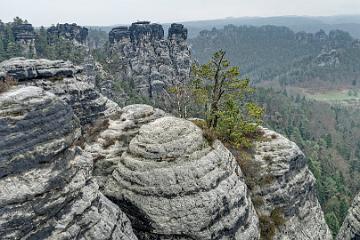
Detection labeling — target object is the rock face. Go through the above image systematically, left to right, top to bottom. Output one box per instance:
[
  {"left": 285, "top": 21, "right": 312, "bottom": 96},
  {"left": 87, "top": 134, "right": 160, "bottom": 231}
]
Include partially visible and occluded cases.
[
  {"left": 107, "top": 22, "right": 191, "bottom": 103},
  {"left": 12, "top": 23, "right": 36, "bottom": 56},
  {"left": 48, "top": 23, "right": 88, "bottom": 45},
  {"left": 0, "top": 57, "right": 120, "bottom": 126},
  {"left": 0, "top": 57, "right": 334, "bottom": 240},
  {"left": 0, "top": 86, "right": 137, "bottom": 239},
  {"left": 85, "top": 104, "right": 166, "bottom": 188},
  {"left": 105, "top": 116, "right": 260, "bottom": 240},
  {"left": 251, "top": 128, "right": 332, "bottom": 239},
  {"left": 337, "top": 193, "right": 360, "bottom": 240}
]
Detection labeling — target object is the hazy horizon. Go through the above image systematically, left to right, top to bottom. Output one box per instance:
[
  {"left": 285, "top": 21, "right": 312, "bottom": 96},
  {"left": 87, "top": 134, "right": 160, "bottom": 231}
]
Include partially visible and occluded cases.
[{"left": 1, "top": 0, "right": 360, "bottom": 27}]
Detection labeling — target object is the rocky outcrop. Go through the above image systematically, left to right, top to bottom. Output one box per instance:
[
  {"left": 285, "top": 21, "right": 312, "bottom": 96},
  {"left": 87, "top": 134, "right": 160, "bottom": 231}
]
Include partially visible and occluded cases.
[
  {"left": 107, "top": 22, "right": 191, "bottom": 104},
  {"left": 12, "top": 23, "right": 36, "bottom": 56},
  {"left": 48, "top": 23, "right": 88, "bottom": 45},
  {"left": 82, "top": 55, "right": 127, "bottom": 105},
  {"left": 0, "top": 57, "right": 120, "bottom": 126},
  {"left": 0, "top": 57, "right": 334, "bottom": 240},
  {"left": 0, "top": 57, "right": 81, "bottom": 81},
  {"left": 0, "top": 86, "right": 137, "bottom": 239},
  {"left": 85, "top": 104, "right": 166, "bottom": 187},
  {"left": 105, "top": 116, "right": 260, "bottom": 239},
  {"left": 250, "top": 128, "right": 332, "bottom": 239},
  {"left": 337, "top": 193, "right": 360, "bottom": 240}
]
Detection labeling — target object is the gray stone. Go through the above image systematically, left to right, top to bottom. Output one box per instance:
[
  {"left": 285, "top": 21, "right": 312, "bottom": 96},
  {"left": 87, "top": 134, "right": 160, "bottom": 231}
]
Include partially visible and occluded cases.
[
  {"left": 107, "top": 22, "right": 191, "bottom": 104},
  {"left": 11, "top": 23, "right": 36, "bottom": 56},
  {"left": 47, "top": 23, "right": 88, "bottom": 45},
  {"left": 0, "top": 57, "right": 80, "bottom": 81},
  {"left": 0, "top": 58, "right": 121, "bottom": 126},
  {"left": 0, "top": 86, "right": 138, "bottom": 240},
  {"left": 85, "top": 104, "right": 166, "bottom": 188},
  {"left": 105, "top": 116, "right": 260, "bottom": 240},
  {"left": 252, "top": 128, "right": 332, "bottom": 240},
  {"left": 337, "top": 193, "right": 360, "bottom": 240}
]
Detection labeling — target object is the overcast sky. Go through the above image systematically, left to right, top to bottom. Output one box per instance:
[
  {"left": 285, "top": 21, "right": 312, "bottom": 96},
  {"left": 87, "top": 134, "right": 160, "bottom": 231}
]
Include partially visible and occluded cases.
[{"left": 1, "top": 0, "right": 360, "bottom": 26}]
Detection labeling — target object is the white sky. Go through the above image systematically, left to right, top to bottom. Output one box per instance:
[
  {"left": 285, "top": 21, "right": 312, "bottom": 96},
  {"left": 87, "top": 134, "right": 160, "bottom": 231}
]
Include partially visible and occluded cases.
[{"left": 1, "top": 0, "right": 360, "bottom": 26}]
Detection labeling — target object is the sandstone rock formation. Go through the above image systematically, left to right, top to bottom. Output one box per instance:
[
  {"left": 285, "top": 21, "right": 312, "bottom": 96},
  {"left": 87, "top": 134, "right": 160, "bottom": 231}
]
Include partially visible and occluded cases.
[
  {"left": 107, "top": 22, "right": 191, "bottom": 104},
  {"left": 12, "top": 23, "right": 36, "bottom": 56},
  {"left": 47, "top": 23, "right": 88, "bottom": 45},
  {"left": 0, "top": 57, "right": 120, "bottom": 126},
  {"left": 0, "top": 57, "right": 334, "bottom": 240},
  {"left": 0, "top": 86, "right": 137, "bottom": 239},
  {"left": 85, "top": 104, "right": 166, "bottom": 187},
  {"left": 105, "top": 116, "right": 260, "bottom": 239},
  {"left": 251, "top": 128, "right": 332, "bottom": 239},
  {"left": 337, "top": 193, "right": 360, "bottom": 240}
]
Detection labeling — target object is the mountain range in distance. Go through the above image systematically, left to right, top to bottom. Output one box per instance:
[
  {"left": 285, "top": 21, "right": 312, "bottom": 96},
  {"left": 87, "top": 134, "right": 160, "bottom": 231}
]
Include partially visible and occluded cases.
[{"left": 88, "top": 15, "right": 360, "bottom": 39}]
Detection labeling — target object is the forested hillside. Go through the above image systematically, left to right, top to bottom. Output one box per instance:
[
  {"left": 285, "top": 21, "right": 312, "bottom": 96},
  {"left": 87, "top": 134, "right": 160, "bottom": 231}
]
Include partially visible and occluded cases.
[{"left": 190, "top": 25, "right": 360, "bottom": 89}]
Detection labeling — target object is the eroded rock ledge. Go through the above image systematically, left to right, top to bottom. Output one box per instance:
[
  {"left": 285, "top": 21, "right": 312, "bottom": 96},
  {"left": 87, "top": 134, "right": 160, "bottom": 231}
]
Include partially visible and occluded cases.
[
  {"left": 0, "top": 58, "right": 120, "bottom": 126},
  {"left": 0, "top": 86, "right": 137, "bottom": 239}
]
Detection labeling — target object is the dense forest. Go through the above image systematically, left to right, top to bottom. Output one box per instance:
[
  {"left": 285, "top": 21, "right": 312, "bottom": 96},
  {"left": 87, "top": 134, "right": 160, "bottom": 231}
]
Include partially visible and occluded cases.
[{"left": 190, "top": 25, "right": 360, "bottom": 89}]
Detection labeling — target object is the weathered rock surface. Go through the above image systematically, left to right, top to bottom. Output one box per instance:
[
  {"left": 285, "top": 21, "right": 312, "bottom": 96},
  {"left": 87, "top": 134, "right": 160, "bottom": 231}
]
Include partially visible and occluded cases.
[
  {"left": 107, "top": 22, "right": 191, "bottom": 103},
  {"left": 11, "top": 23, "right": 36, "bottom": 56},
  {"left": 48, "top": 23, "right": 88, "bottom": 45},
  {"left": 83, "top": 55, "right": 127, "bottom": 105},
  {"left": 0, "top": 57, "right": 81, "bottom": 81},
  {"left": 0, "top": 58, "right": 120, "bottom": 126},
  {"left": 0, "top": 86, "right": 137, "bottom": 239},
  {"left": 85, "top": 104, "right": 166, "bottom": 188},
  {"left": 105, "top": 116, "right": 260, "bottom": 240},
  {"left": 251, "top": 128, "right": 332, "bottom": 240},
  {"left": 337, "top": 193, "right": 360, "bottom": 240}
]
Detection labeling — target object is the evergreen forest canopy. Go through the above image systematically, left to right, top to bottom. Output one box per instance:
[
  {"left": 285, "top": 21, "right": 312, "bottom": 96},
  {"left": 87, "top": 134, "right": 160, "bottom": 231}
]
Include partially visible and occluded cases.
[{"left": 190, "top": 24, "right": 360, "bottom": 89}]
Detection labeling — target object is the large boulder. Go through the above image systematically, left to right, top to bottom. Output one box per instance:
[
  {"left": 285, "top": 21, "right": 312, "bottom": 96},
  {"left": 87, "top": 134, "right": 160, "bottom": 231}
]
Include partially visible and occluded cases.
[
  {"left": 0, "top": 86, "right": 137, "bottom": 239},
  {"left": 105, "top": 116, "right": 260, "bottom": 239},
  {"left": 250, "top": 128, "right": 332, "bottom": 239}
]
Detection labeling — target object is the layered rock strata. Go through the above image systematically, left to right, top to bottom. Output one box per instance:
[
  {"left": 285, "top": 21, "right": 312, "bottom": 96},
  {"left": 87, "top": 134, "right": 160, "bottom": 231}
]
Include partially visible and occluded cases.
[
  {"left": 107, "top": 22, "right": 191, "bottom": 103},
  {"left": 12, "top": 23, "right": 36, "bottom": 56},
  {"left": 47, "top": 23, "right": 88, "bottom": 45},
  {"left": 0, "top": 57, "right": 120, "bottom": 126},
  {"left": 0, "top": 86, "right": 137, "bottom": 239},
  {"left": 85, "top": 104, "right": 166, "bottom": 187},
  {"left": 105, "top": 116, "right": 260, "bottom": 240},
  {"left": 251, "top": 128, "right": 332, "bottom": 239}
]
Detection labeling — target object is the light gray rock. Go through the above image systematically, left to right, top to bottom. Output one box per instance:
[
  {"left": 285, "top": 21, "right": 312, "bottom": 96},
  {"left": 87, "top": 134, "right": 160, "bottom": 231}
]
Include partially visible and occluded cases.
[
  {"left": 0, "top": 57, "right": 121, "bottom": 126},
  {"left": 0, "top": 57, "right": 81, "bottom": 81},
  {"left": 0, "top": 86, "right": 138, "bottom": 240},
  {"left": 85, "top": 104, "right": 166, "bottom": 187},
  {"left": 105, "top": 116, "right": 260, "bottom": 240},
  {"left": 252, "top": 128, "right": 332, "bottom": 240},
  {"left": 337, "top": 193, "right": 360, "bottom": 240}
]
